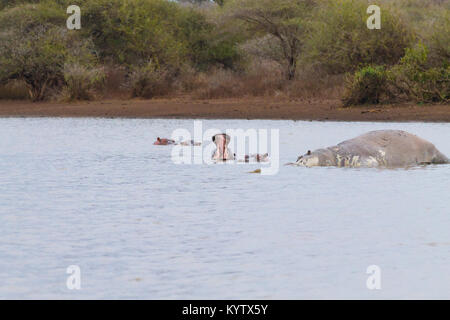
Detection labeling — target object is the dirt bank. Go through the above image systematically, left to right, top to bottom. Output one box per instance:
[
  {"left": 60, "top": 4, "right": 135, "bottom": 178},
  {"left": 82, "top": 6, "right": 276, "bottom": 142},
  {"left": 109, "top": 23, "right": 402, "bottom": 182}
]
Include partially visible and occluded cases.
[{"left": 0, "top": 98, "right": 449, "bottom": 122}]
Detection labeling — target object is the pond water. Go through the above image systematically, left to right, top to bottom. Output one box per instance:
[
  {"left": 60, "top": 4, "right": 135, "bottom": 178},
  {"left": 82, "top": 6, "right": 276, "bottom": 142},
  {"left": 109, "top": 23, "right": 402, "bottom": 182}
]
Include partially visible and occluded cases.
[{"left": 0, "top": 118, "right": 449, "bottom": 299}]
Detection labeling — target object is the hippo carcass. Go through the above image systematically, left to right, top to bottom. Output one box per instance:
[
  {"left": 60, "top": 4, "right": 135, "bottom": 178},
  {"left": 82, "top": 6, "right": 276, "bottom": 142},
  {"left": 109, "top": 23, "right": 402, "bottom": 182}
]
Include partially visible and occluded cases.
[{"left": 293, "top": 130, "right": 449, "bottom": 168}]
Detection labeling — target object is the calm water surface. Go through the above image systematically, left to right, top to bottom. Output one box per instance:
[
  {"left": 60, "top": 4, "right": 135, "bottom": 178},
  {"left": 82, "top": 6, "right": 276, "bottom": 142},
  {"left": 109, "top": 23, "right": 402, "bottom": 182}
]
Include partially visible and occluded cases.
[{"left": 0, "top": 118, "right": 449, "bottom": 299}]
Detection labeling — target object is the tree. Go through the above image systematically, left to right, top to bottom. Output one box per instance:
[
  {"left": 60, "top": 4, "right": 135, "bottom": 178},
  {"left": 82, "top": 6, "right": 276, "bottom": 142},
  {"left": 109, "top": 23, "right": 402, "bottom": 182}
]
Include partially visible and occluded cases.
[
  {"left": 81, "top": 0, "right": 186, "bottom": 68},
  {"left": 225, "top": 0, "right": 315, "bottom": 80},
  {"left": 305, "top": 0, "right": 414, "bottom": 74},
  {"left": 0, "top": 3, "right": 97, "bottom": 101}
]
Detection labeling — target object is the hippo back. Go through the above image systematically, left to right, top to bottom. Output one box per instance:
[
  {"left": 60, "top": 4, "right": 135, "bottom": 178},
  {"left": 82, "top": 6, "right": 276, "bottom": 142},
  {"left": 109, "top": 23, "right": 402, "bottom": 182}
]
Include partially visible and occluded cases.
[{"left": 336, "top": 130, "right": 447, "bottom": 167}]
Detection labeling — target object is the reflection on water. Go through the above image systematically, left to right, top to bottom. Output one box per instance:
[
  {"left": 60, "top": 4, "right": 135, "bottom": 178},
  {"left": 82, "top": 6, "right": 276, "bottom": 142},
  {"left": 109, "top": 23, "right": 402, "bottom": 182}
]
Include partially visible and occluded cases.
[{"left": 0, "top": 118, "right": 449, "bottom": 299}]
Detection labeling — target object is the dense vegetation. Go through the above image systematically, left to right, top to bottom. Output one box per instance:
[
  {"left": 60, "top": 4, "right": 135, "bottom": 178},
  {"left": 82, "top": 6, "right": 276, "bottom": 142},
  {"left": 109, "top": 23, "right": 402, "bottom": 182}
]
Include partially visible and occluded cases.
[{"left": 0, "top": 0, "right": 448, "bottom": 104}]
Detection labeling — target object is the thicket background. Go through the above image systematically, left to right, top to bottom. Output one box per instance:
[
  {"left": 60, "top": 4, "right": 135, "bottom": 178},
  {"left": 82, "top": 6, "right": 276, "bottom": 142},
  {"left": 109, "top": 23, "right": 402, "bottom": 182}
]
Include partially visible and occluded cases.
[{"left": 0, "top": 0, "right": 448, "bottom": 105}]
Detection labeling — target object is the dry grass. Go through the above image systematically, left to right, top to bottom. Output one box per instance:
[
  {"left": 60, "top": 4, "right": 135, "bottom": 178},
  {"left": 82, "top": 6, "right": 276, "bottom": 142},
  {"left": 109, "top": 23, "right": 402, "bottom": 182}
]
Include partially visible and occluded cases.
[
  {"left": 179, "top": 60, "right": 344, "bottom": 100},
  {"left": 124, "top": 62, "right": 174, "bottom": 99},
  {"left": 59, "top": 63, "right": 105, "bottom": 101},
  {"left": 103, "top": 64, "right": 129, "bottom": 99},
  {"left": 0, "top": 65, "right": 348, "bottom": 103},
  {"left": 189, "top": 67, "right": 284, "bottom": 99},
  {"left": 284, "top": 67, "right": 345, "bottom": 99},
  {"left": 0, "top": 80, "right": 29, "bottom": 100}
]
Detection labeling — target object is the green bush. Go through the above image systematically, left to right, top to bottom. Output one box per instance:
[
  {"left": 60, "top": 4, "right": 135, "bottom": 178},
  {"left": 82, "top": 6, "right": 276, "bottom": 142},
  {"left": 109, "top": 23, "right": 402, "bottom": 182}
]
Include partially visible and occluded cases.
[
  {"left": 0, "top": 0, "right": 39, "bottom": 10},
  {"left": 0, "top": 0, "right": 243, "bottom": 101},
  {"left": 1, "top": 0, "right": 447, "bottom": 102},
  {"left": 78, "top": 0, "right": 242, "bottom": 70},
  {"left": 79, "top": 0, "right": 186, "bottom": 68},
  {"left": 306, "top": 0, "right": 414, "bottom": 74},
  {"left": 389, "top": 0, "right": 450, "bottom": 68},
  {"left": 0, "top": 3, "right": 98, "bottom": 101},
  {"left": 177, "top": 7, "right": 243, "bottom": 71},
  {"left": 426, "top": 10, "right": 450, "bottom": 68},
  {"left": 343, "top": 45, "right": 449, "bottom": 106},
  {"left": 389, "top": 45, "right": 449, "bottom": 103},
  {"left": 342, "top": 66, "right": 388, "bottom": 106}
]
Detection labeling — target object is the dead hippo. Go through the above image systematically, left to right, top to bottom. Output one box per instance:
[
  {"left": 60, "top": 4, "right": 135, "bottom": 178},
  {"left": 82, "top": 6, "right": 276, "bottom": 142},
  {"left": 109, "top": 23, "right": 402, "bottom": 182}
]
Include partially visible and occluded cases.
[{"left": 293, "top": 130, "right": 449, "bottom": 168}]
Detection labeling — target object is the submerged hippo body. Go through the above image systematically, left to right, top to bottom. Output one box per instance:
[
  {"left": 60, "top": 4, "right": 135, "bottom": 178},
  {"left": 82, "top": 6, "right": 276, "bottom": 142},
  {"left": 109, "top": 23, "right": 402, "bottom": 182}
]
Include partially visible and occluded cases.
[{"left": 294, "top": 130, "right": 449, "bottom": 168}]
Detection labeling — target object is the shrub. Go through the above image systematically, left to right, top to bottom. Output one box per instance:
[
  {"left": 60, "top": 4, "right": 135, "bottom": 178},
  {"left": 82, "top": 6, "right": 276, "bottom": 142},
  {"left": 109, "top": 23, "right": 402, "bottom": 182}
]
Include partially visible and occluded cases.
[
  {"left": 0, "top": 0, "right": 39, "bottom": 10},
  {"left": 79, "top": 0, "right": 242, "bottom": 70},
  {"left": 81, "top": 0, "right": 187, "bottom": 68},
  {"left": 223, "top": 0, "right": 315, "bottom": 80},
  {"left": 306, "top": 0, "right": 414, "bottom": 74},
  {"left": 388, "top": 0, "right": 449, "bottom": 68},
  {"left": 0, "top": 3, "right": 98, "bottom": 101},
  {"left": 178, "top": 7, "right": 243, "bottom": 71},
  {"left": 426, "top": 10, "right": 450, "bottom": 68},
  {"left": 239, "top": 35, "right": 286, "bottom": 72},
  {"left": 343, "top": 45, "right": 449, "bottom": 106},
  {"left": 388, "top": 45, "right": 449, "bottom": 103},
  {"left": 125, "top": 61, "right": 172, "bottom": 98},
  {"left": 190, "top": 61, "right": 284, "bottom": 99},
  {"left": 60, "top": 64, "right": 105, "bottom": 101},
  {"left": 103, "top": 64, "right": 129, "bottom": 98},
  {"left": 174, "top": 64, "right": 209, "bottom": 92},
  {"left": 342, "top": 66, "right": 388, "bottom": 106},
  {"left": 192, "top": 68, "right": 240, "bottom": 99},
  {"left": 284, "top": 70, "right": 345, "bottom": 99},
  {"left": 0, "top": 80, "right": 29, "bottom": 100}
]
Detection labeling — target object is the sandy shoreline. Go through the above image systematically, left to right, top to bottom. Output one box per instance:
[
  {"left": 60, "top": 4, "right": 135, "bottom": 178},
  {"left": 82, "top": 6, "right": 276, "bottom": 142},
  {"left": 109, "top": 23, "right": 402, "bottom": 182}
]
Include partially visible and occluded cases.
[{"left": 0, "top": 98, "right": 449, "bottom": 122}]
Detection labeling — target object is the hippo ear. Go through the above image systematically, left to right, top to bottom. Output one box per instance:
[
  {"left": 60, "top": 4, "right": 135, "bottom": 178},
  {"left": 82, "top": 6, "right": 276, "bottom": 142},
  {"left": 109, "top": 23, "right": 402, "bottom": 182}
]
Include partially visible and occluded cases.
[
  {"left": 212, "top": 136, "right": 215, "bottom": 142},
  {"left": 307, "top": 150, "right": 311, "bottom": 155}
]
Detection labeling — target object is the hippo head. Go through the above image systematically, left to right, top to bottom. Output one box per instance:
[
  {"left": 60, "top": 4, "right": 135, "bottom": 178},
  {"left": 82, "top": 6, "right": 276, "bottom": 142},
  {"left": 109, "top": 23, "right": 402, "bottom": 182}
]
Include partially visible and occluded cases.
[
  {"left": 212, "top": 133, "right": 232, "bottom": 160},
  {"left": 154, "top": 137, "right": 175, "bottom": 145},
  {"left": 295, "top": 149, "right": 337, "bottom": 167},
  {"left": 295, "top": 150, "right": 320, "bottom": 167},
  {"left": 255, "top": 153, "right": 269, "bottom": 162}
]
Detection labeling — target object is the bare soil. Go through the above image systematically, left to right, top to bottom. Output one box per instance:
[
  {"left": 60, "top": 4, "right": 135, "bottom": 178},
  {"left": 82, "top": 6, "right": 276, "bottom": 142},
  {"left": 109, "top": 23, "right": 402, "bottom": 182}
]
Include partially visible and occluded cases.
[{"left": 0, "top": 98, "right": 449, "bottom": 122}]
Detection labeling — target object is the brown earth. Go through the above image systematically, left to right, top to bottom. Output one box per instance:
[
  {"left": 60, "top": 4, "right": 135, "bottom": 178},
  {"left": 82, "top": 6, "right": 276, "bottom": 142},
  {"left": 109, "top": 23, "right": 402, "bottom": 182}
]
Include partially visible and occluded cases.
[{"left": 0, "top": 98, "right": 449, "bottom": 122}]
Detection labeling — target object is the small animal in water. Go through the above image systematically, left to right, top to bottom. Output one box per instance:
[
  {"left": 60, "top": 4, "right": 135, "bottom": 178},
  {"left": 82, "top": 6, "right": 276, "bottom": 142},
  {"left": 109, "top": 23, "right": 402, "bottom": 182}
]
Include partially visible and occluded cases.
[
  {"left": 291, "top": 130, "right": 449, "bottom": 168},
  {"left": 212, "top": 133, "right": 234, "bottom": 161},
  {"left": 153, "top": 137, "right": 176, "bottom": 145},
  {"left": 179, "top": 140, "right": 201, "bottom": 146},
  {"left": 243, "top": 153, "right": 270, "bottom": 162},
  {"left": 254, "top": 153, "right": 269, "bottom": 162}
]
